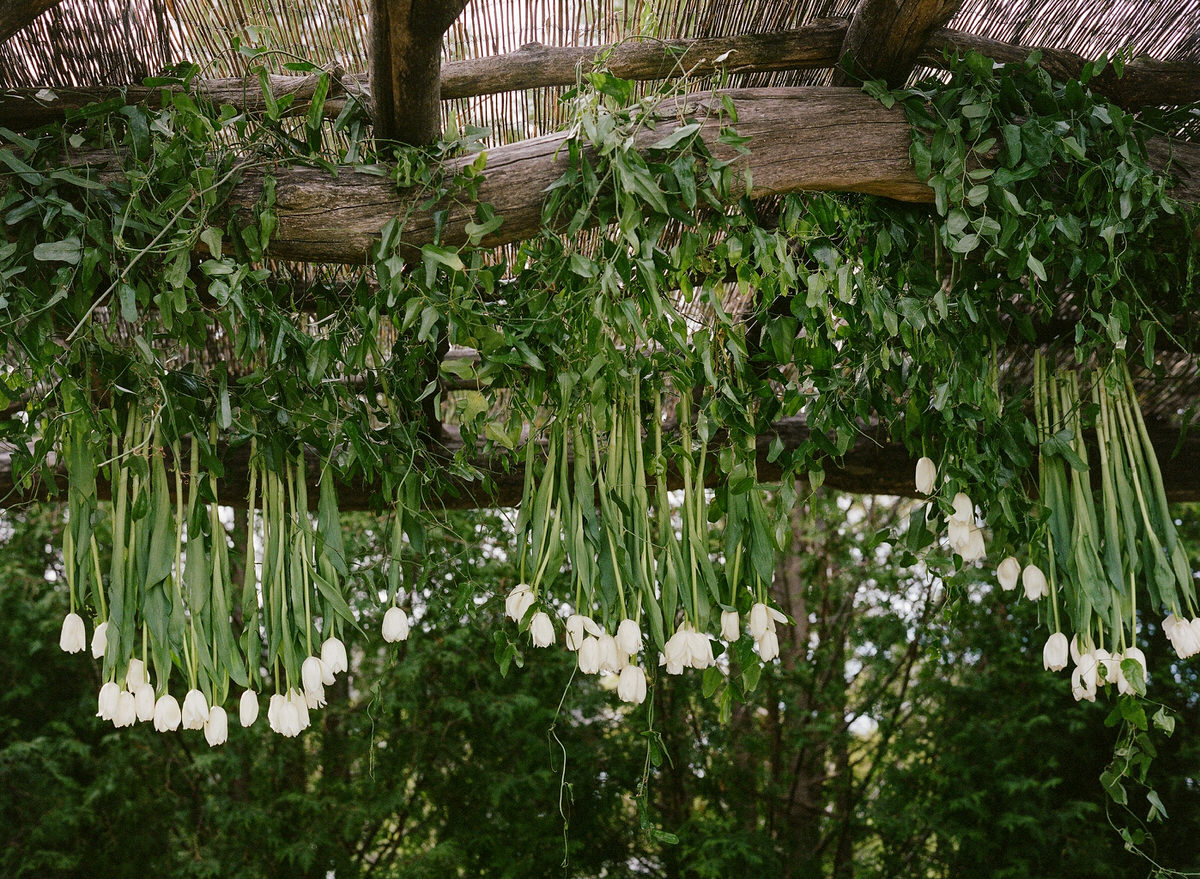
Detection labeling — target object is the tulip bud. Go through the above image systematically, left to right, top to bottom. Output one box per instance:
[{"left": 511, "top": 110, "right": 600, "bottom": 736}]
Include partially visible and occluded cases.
[
  {"left": 914, "top": 456, "right": 937, "bottom": 495},
  {"left": 959, "top": 527, "right": 986, "bottom": 562},
  {"left": 997, "top": 557, "right": 1021, "bottom": 591},
  {"left": 1022, "top": 564, "right": 1049, "bottom": 601},
  {"left": 504, "top": 583, "right": 536, "bottom": 622},
  {"left": 748, "top": 603, "right": 772, "bottom": 641},
  {"left": 382, "top": 606, "right": 410, "bottom": 643},
  {"left": 720, "top": 610, "right": 741, "bottom": 642},
  {"left": 529, "top": 611, "right": 555, "bottom": 648},
  {"left": 60, "top": 612, "right": 86, "bottom": 654},
  {"left": 564, "top": 615, "right": 588, "bottom": 651},
  {"left": 616, "top": 619, "right": 642, "bottom": 656},
  {"left": 91, "top": 621, "right": 109, "bottom": 659},
  {"left": 758, "top": 629, "right": 780, "bottom": 662},
  {"left": 1042, "top": 632, "right": 1068, "bottom": 671},
  {"left": 598, "top": 634, "right": 622, "bottom": 673},
  {"left": 578, "top": 636, "right": 601, "bottom": 674},
  {"left": 320, "top": 637, "right": 348, "bottom": 678},
  {"left": 301, "top": 656, "right": 326, "bottom": 708},
  {"left": 125, "top": 658, "right": 148, "bottom": 691},
  {"left": 617, "top": 665, "right": 648, "bottom": 705},
  {"left": 97, "top": 681, "right": 120, "bottom": 720},
  {"left": 134, "top": 684, "right": 156, "bottom": 722},
  {"left": 181, "top": 689, "right": 209, "bottom": 730},
  {"left": 113, "top": 690, "right": 137, "bottom": 728},
  {"left": 240, "top": 690, "right": 259, "bottom": 727},
  {"left": 267, "top": 693, "right": 285, "bottom": 733},
  {"left": 153, "top": 694, "right": 182, "bottom": 732},
  {"left": 205, "top": 706, "right": 229, "bottom": 747}
]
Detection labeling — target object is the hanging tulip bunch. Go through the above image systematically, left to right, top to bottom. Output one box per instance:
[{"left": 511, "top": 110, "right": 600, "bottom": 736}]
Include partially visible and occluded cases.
[
  {"left": 1004, "top": 352, "right": 1196, "bottom": 701},
  {"left": 501, "top": 367, "right": 788, "bottom": 707},
  {"left": 57, "top": 385, "right": 359, "bottom": 744}
]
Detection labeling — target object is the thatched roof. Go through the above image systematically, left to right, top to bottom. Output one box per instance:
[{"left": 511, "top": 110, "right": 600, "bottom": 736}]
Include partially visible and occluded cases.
[{"left": 1, "top": 0, "right": 1198, "bottom": 506}]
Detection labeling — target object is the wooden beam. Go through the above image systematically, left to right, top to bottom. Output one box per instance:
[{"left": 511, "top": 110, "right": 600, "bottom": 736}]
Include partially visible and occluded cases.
[
  {"left": 0, "top": 0, "right": 64, "bottom": 44},
  {"left": 369, "top": 0, "right": 470, "bottom": 144},
  {"left": 832, "top": 0, "right": 962, "bottom": 88},
  {"left": 4, "top": 21, "right": 1199, "bottom": 130},
  {"left": 924, "top": 28, "right": 1200, "bottom": 110},
  {"left": 4, "top": 416, "right": 1199, "bottom": 510}
]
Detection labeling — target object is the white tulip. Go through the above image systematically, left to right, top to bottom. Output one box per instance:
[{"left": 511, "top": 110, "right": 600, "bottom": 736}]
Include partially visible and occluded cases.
[
  {"left": 915, "top": 456, "right": 937, "bottom": 495},
  {"left": 950, "top": 492, "right": 974, "bottom": 523},
  {"left": 947, "top": 519, "right": 971, "bottom": 552},
  {"left": 959, "top": 527, "right": 986, "bottom": 562},
  {"left": 997, "top": 557, "right": 1021, "bottom": 591},
  {"left": 1022, "top": 564, "right": 1049, "bottom": 601},
  {"left": 504, "top": 583, "right": 536, "bottom": 622},
  {"left": 748, "top": 603, "right": 773, "bottom": 641},
  {"left": 382, "top": 606, "right": 410, "bottom": 642},
  {"left": 720, "top": 610, "right": 741, "bottom": 642},
  {"left": 529, "top": 611, "right": 555, "bottom": 648},
  {"left": 59, "top": 612, "right": 86, "bottom": 654},
  {"left": 564, "top": 614, "right": 588, "bottom": 651},
  {"left": 616, "top": 619, "right": 642, "bottom": 656},
  {"left": 91, "top": 621, "right": 109, "bottom": 659},
  {"left": 687, "top": 629, "right": 715, "bottom": 669},
  {"left": 757, "top": 629, "right": 780, "bottom": 662},
  {"left": 660, "top": 630, "right": 688, "bottom": 675},
  {"left": 1042, "top": 632, "right": 1068, "bottom": 671},
  {"left": 598, "top": 634, "right": 623, "bottom": 673},
  {"left": 1069, "top": 634, "right": 1083, "bottom": 664},
  {"left": 320, "top": 636, "right": 347, "bottom": 681},
  {"left": 578, "top": 636, "right": 601, "bottom": 674},
  {"left": 1116, "top": 647, "right": 1148, "bottom": 696},
  {"left": 302, "top": 656, "right": 326, "bottom": 708},
  {"left": 125, "top": 658, "right": 148, "bottom": 692},
  {"left": 1071, "top": 662, "right": 1097, "bottom": 702},
  {"left": 617, "top": 665, "right": 648, "bottom": 705},
  {"left": 97, "top": 681, "right": 120, "bottom": 720},
  {"left": 134, "top": 684, "right": 156, "bottom": 722},
  {"left": 181, "top": 689, "right": 209, "bottom": 729},
  {"left": 288, "top": 689, "right": 311, "bottom": 732},
  {"left": 113, "top": 690, "right": 136, "bottom": 728},
  {"left": 239, "top": 690, "right": 259, "bottom": 727},
  {"left": 267, "top": 693, "right": 285, "bottom": 733},
  {"left": 153, "top": 694, "right": 182, "bottom": 732},
  {"left": 277, "top": 699, "right": 301, "bottom": 737},
  {"left": 204, "top": 706, "right": 229, "bottom": 746}
]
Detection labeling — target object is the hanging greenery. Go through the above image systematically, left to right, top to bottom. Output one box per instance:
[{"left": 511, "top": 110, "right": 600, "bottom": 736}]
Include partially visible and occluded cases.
[{"left": 2, "top": 44, "right": 1198, "bottom": 796}]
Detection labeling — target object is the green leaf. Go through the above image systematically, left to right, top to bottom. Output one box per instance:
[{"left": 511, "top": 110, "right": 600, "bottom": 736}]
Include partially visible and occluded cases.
[{"left": 33, "top": 238, "right": 82, "bottom": 264}]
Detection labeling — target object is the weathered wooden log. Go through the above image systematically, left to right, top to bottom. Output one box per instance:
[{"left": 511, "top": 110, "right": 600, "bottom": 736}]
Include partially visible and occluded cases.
[
  {"left": 832, "top": 0, "right": 962, "bottom": 87},
  {"left": 3, "top": 21, "right": 1198, "bottom": 130},
  {"left": 4, "top": 415, "right": 1200, "bottom": 510}
]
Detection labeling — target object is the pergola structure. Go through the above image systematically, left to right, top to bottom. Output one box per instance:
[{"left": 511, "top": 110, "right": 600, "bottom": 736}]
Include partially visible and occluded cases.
[{"left": 1, "top": 0, "right": 1199, "bottom": 508}]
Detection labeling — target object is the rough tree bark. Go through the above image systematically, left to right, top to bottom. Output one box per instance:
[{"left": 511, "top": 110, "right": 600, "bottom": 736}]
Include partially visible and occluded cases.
[
  {"left": 369, "top": 0, "right": 470, "bottom": 145},
  {"left": 832, "top": 0, "right": 963, "bottom": 87}
]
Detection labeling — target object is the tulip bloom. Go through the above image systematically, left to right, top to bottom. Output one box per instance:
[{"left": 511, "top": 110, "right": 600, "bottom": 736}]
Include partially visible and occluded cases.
[
  {"left": 914, "top": 456, "right": 937, "bottom": 495},
  {"left": 950, "top": 492, "right": 974, "bottom": 523},
  {"left": 997, "top": 557, "right": 1021, "bottom": 591},
  {"left": 1022, "top": 564, "right": 1049, "bottom": 601},
  {"left": 504, "top": 583, "right": 536, "bottom": 622},
  {"left": 748, "top": 603, "right": 771, "bottom": 641},
  {"left": 382, "top": 606, "right": 410, "bottom": 642},
  {"left": 720, "top": 609, "right": 741, "bottom": 642},
  {"left": 529, "top": 611, "right": 555, "bottom": 647},
  {"left": 60, "top": 612, "right": 86, "bottom": 654},
  {"left": 564, "top": 615, "right": 588, "bottom": 651},
  {"left": 616, "top": 619, "right": 642, "bottom": 656},
  {"left": 91, "top": 621, "right": 109, "bottom": 659},
  {"left": 757, "top": 629, "right": 780, "bottom": 662},
  {"left": 1042, "top": 632, "right": 1068, "bottom": 671},
  {"left": 578, "top": 636, "right": 601, "bottom": 674},
  {"left": 320, "top": 637, "right": 348, "bottom": 678},
  {"left": 301, "top": 656, "right": 327, "bottom": 708},
  {"left": 125, "top": 658, "right": 148, "bottom": 691},
  {"left": 617, "top": 666, "right": 648, "bottom": 705},
  {"left": 97, "top": 681, "right": 120, "bottom": 720},
  {"left": 134, "top": 684, "right": 156, "bottom": 722},
  {"left": 181, "top": 689, "right": 209, "bottom": 729},
  {"left": 113, "top": 690, "right": 137, "bottom": 728},
  {"left": 240, "top": 690, "right": 259, "bottom": 727},
  {"left": 153, "top": 694, "right": 182, "bottom": 732},
  {"left": 204, "top": 706, "right": 229, "bottom": 746}
]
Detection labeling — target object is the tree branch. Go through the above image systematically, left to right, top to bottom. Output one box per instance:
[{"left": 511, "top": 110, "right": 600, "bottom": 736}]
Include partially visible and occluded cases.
[
  {"left": 0, "top": 0, "right": 64, "bottom": 45},
  {"left": 832, "top": 0, "right": 963, "bottom": 88}
]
